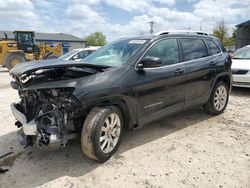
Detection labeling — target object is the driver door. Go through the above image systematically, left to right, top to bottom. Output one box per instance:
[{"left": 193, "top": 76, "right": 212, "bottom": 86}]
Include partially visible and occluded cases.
[{"left": 134, "top": 38, "right": 187, "bottom": 124}]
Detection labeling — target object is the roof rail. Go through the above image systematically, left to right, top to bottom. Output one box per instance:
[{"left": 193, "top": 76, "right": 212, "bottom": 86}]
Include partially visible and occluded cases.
[{"left": 155, "top": 30, "right": 209, "bottom": 36}]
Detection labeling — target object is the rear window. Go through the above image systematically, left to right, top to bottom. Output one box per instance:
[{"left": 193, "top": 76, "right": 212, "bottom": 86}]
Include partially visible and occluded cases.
[
  {"left": 180, "top": 38, "right": 208, "bottom": 61},
  {"left": 205, "top": 40, "right": 221, "bottom": 55}
]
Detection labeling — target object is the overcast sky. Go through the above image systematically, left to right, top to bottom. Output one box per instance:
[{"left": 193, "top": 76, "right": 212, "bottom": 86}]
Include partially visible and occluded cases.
[{"left": 0, "top": 0, "right": 249, "bottom": 41}]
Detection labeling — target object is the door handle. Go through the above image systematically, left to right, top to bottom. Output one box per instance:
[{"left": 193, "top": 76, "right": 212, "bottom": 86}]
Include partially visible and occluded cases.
[
  {"left": 210, "top": 61, "right": 217, "bottom": 65},
  {"left": 174, "top": 69, "right": 185, "bottom": 75}
]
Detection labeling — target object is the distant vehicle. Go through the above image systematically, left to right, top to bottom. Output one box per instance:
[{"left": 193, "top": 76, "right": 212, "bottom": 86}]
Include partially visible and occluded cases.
[
  {"left": 0, "top": 31, "right": 62, "bottom": 70},
  {"left": 231, "top": 45, "right": 250, "bottom": 88},
  {"left": 58, "top": 46, "right": 100, "bottom": 61},
  {"left": 225, "top": 46, "right": 236, "bottom": 56}
]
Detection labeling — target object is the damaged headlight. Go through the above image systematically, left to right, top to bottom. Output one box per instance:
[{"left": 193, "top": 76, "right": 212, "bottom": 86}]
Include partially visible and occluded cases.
[
  {"left": 35, "top": 87, "right": 76, "bottom": 103},
  {"left": 36, "top": 87, "right": 75, "bottom": 97},
  {"left": 37, "top": 87, "right": 80, "bottom": 108},
  {"left": 49, "top": 87, "right": 75, "bottom": 97}
]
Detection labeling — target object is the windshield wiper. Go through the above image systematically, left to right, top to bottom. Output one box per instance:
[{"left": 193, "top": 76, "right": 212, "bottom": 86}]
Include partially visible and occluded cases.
[{"left": 80, "top": 62, "right": 113, "bottom": 69}]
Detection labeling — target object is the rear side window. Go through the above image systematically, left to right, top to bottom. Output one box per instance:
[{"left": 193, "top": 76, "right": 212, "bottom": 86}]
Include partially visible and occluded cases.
[
  {"left": 180, "top": 38, "right": 208, "bottom": 61},
  {"left": 143, "top": 39, "right": 180, "bottom": 66},
  {"left": 205, "top": 40, "right": 221, "bottom": 55},
  {"left": 88, "top": 50, "right": 95, "bottom": 55},
  {"left": 78, "top": 51, "right": 89, "bottom": 58}
]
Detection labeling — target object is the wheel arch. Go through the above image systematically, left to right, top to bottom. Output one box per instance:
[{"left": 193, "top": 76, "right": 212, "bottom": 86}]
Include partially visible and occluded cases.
[
  {"left": 6, "top": 50, "right": 25, "bottom": 58},
  {"left": 208, "top": 72, "right": 232, "bottom": 98},
  {"left": 213, "top": 72, "right": 232, "bottom": 92},
  {"left": 84, "top": 96, "right": 137, "bottom": 131}
]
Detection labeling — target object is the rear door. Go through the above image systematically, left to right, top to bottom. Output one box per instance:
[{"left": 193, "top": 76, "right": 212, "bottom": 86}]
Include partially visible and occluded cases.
[
  {"left": 179, "top": 37, "right": 220, "bottom": 109},
  {"left": 134, "top": 38, "right": 187, "bottom": 124}
]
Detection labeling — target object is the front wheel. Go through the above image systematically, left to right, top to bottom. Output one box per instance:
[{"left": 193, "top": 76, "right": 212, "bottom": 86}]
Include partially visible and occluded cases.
[
  {"left": 5, "top": 52, "right": 26, "bottom": 70},
  {"left": 204, "top": 81, "right": 229, "bottom": 115},
  {"left": 81, "top": 106, "right": 123, "bottom": 162}
]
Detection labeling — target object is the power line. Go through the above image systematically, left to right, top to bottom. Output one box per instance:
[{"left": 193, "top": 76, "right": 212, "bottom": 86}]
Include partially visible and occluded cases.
[{"left": 148, "top": 21, "right": 156, "bottom": 34}]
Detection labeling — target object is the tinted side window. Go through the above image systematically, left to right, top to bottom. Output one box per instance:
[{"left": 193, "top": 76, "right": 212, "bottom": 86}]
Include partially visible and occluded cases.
[
  {"left": 180, "top": 38, "right": 208, "bottom": 61},
  {"left": 143, "top": 39, "right": 180, "bottom": 66},
  {"left": 205, "top": 40, "right": 221, "bottom": 55},
  {"left": 88, "top": 50, "right": 95, "bottom": 55},
  {"left": 80, "top": 51, "right": 90, "bottom": 58}
]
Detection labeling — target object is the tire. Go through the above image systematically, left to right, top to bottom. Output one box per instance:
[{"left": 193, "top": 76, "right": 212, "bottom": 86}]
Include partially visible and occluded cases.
[
  {"left": 5, "top": 52, "right": 26, "bottom": 70},
  {"left": 44, "top": 53, "right": 59, "bottom": 59},
  {"left": 204, "top": 81, "right": 229, "bottom": 115},
  {"left": 81, "top": 106, "right": 124, "bottom": 162}
]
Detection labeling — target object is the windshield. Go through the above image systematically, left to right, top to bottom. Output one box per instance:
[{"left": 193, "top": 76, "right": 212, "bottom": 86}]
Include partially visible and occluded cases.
[
  {"left": 17, "top": 33, "right": 33, "bottom": 44},
  {"left": 83, "top": 39, "right": 148, "bottom": 67},
  {"left": 233, "top": 47, "right": 250, "bottom": 59},
  {"left": 58, "top": 49, "right": 80, "bottom": 60}
]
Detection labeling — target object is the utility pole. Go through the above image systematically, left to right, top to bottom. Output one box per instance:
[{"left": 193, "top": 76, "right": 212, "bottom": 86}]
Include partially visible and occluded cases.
[{"left": 148, "top": 21, "right": 156, "bottom": 34}]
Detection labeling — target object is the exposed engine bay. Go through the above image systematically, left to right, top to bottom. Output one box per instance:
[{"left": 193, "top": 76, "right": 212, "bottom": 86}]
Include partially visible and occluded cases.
[
  {"left": 10, "top": 63, "right": 107, "bottom": 150},
  {"left": 12, "top": 88, "right": 83, "bottom": 150}
]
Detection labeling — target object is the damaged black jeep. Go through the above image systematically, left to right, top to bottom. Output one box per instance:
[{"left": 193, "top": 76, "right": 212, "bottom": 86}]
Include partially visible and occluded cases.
[{"left": 10, "top": 33, "right": 232, "bottom": 161}]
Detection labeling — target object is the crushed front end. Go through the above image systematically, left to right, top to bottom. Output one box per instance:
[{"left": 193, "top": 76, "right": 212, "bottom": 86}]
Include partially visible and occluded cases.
[
  {"left": 9, "top": 60, "right": 108, "bottom": 150},
  {"left": 8, "top": 62, "right": 100, "bottom": 150},
  {"left": 11, "top": 87, "right": 83, "bottom": 150}
]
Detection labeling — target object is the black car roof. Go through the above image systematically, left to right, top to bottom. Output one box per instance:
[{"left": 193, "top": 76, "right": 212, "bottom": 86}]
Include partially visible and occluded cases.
[
  {"left": 119, "top": 33, "right": 218, "bottom": 42},
  {"left": 155, "top": 33, "right": 216, "bottom": 40},
  {"left": 119, "top": 34, "right": 224, "bottom": 52}
]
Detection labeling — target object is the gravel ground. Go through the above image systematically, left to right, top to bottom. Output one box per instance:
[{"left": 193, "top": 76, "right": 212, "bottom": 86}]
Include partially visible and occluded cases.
[{"left": 0, "top": 66, "right": 249, "bottom": 188}]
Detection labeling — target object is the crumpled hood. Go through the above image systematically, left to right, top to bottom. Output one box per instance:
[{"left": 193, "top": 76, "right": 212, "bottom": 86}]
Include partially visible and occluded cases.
[
  {"left": 9, "top": 59, "right": 109, "bottom": 77},
  {"left": 231, "top": 59, "right": 250, "bottom": 70}
]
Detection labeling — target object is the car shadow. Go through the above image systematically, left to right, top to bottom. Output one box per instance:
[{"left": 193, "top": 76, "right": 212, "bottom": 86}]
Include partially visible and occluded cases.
[
  {"left": 231, "top": 87, "right": 250, "bottom": 97},
  {"left": 0, "top": 107, "right": 215, "bottom": 187}
]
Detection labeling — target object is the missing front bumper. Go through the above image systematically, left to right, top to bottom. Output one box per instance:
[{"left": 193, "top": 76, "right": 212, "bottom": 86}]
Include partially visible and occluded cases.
[
  {"left": 10, "top": 102, "right": 77, "bottom": 150},
  {"left": 10, "top": 103, "right": 37, "bottom": 135}
]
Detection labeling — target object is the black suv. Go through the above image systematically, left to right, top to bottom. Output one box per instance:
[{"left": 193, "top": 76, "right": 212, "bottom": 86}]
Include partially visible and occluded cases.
[{"left": 10, "top": 32, "right": 232, "bottom": 161}]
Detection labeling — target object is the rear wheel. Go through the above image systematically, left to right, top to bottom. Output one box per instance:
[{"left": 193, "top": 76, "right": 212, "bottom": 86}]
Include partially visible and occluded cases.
[
  {"left": 5, "top": 52, "right": 26, "bottom": 70},
  {"left": 204, "top": 81, "right": 229, "bottom": 115},
  {"left": 81, "top": 106, "right": 123, "bottom": 162}
]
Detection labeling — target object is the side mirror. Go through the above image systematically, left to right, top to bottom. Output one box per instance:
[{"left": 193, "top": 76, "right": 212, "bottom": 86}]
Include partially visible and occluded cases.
[
  {"left": 72, "top": 55, "right": 79, "bottom": 60},
  {"left": 137, "top": 56, "right": 161, "bottom": 70}
]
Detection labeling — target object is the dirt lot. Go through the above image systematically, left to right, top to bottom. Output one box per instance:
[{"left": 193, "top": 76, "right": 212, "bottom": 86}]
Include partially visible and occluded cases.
[{"left": 0, "top": 67, "right": 249, "bottom": 188}]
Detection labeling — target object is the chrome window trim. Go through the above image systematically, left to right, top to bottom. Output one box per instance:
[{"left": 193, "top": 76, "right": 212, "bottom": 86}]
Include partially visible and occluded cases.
[
  {"left": 135, "top": 37, "right": 223, "bottom": 70},
  {"left": 204, "top": 39, "right": 222, "bottom": 56}
]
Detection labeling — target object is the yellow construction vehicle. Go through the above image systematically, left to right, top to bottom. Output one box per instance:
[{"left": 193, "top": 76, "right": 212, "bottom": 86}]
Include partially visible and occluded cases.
[{"left": 0, "top": 31, "right": 62, "bottom": 69}]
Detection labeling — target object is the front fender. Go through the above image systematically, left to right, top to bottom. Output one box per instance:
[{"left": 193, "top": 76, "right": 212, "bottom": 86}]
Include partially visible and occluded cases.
[{"left": 76, "top": 93, "right": 138, "bottom": 130}]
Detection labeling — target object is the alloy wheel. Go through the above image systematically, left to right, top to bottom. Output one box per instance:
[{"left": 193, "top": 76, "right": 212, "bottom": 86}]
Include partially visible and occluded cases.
[
  {"left": 214, "top": 85, "right": 227, "bottom": 111},
  {"left": 99, "top": 113, "right": 121, "bottom": 153}
]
